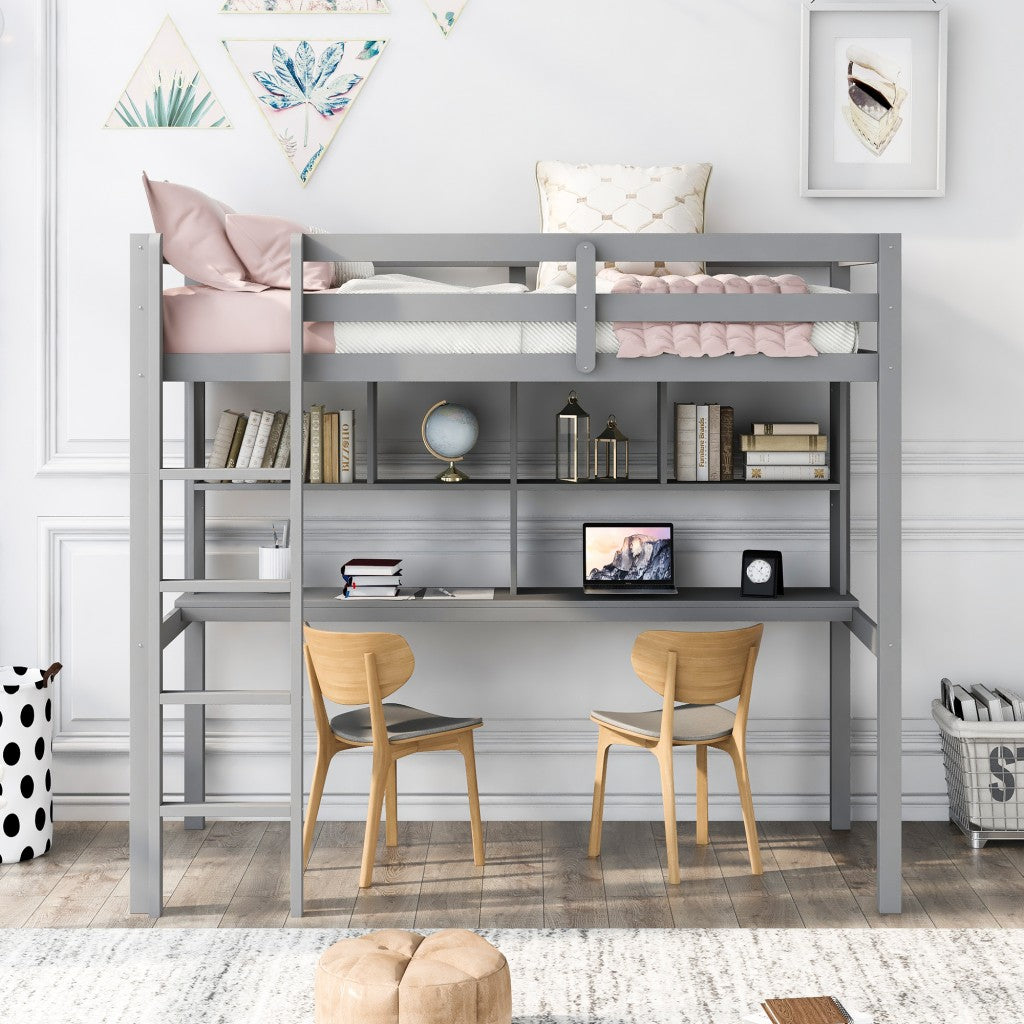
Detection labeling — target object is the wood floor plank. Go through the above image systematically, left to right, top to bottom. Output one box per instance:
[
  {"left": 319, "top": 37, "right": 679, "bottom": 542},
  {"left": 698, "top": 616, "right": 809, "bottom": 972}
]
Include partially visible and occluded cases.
[
  {"left": 155, "top": 820, "right": 268, "bottom": 928},
  {"left": 713, "top": 820, "right": 804, "bottom": 928},
  {"left": 925, "top": 820, "right": 1024, "bottom": 927},
  {"left": 0, "top": 821, "right": 105, "bottom": 927},
  {"left": 26, "top": 821, "right": 131, "bottom": 927},
  {"left": 288, "top": 821, "right": 360, "bottom": 928},
  {"left": 349, "top": 821, "right": 430, "bottom": 930},
  {"left": 414, "top": 821, "right": 484, "bottom": 930},
  {"left": 479, "top": 821, "right": 543, "bottom": 929},
  {"left": 541, "top": 821, "right": 608, "bottom": 928},
  {"left": 600, "top": 821, "right": 672, "bottom": 928},
  {"left": 762, "top": 821, "right": 869, "bottom": 928},
  {"left": 899, "top": 821, "right": 998, "bottom": 928},
  {"left": 90, "top": 822, "right": 211, "bottom": 928},
  {"left": 220, "top": 822, "right": 291, "bottom": 928},
  {"left": 653, "top": 822, "right": 739, "bottom": 928},
  {"left": 814, "top": 822, "right": 932, "bottom": 928}
]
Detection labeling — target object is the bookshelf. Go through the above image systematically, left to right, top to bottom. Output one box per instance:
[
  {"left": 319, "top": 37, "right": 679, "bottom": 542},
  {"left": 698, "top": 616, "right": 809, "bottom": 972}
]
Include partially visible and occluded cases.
[{"left": 129, "top": 231, "right": 901, "bottom": 921}]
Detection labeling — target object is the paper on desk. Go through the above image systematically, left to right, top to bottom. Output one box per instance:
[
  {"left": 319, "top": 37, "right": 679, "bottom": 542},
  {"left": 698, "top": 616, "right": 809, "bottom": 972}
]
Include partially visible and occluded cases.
[
  {"left": 422, "top": 588, "right": 495, "bottom": 599},
  {"left": 333, "top": 593, "right": 418, "bottom": 600},
  {"left": 743, "top": 1011, "right": 872, "bottom": 1024}
]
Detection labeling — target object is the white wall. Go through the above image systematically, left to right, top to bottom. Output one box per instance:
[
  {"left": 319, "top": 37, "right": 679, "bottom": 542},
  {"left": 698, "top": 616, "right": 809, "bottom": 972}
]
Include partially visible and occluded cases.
[{"left": 2, "top": 0, "right": 1022, "bottom": 821}]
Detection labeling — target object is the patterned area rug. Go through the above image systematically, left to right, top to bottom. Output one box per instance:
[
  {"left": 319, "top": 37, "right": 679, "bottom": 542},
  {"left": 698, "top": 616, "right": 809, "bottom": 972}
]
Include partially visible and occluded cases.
[{"left": 1, "top": 927, "right": 1020, "bottom": 1023}]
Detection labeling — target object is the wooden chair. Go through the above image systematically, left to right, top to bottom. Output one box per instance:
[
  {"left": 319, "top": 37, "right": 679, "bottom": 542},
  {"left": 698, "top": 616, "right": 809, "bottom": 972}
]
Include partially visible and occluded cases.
[
  {"left": 587, "top": 624, "right": 764, "bottom": 885},
  {"left": 302, "top": 626, "right": 485, "bottom": 888}
]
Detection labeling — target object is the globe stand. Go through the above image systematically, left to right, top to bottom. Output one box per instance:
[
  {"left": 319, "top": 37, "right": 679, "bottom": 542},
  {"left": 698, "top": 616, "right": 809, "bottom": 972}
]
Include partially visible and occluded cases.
[{"left": 436, "top": 460, "right": 469, "bottom": 483}]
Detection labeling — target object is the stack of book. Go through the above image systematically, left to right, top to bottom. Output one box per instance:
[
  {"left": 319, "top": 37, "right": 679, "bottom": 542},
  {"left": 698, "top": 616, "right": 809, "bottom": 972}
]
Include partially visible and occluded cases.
[
  {"left": 674, "top": 403, "right": 734, "bottom": 482},
  {"left": 307, "top": 405, "right": 355, "bottom": 485},
  {"left": 207, "top": 410, "right": 291, "bottom": 480},
  {"left": 741, "top": 423, "right": 829, "bottom": 482},
  {"left": 340, "top": 557, "right": 403, "bottom": 598},
  {"left": 941, "top": 677, "right": 1024, "bottom": 722},
  {"left": 750, "top": 995, "right": 868, "bottom": 1023}
]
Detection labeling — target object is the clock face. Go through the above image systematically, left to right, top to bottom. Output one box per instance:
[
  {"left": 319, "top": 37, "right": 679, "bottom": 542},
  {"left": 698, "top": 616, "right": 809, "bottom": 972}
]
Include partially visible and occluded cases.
[{"left": 745, "top": 558, "right": 772, "bottom": 584}]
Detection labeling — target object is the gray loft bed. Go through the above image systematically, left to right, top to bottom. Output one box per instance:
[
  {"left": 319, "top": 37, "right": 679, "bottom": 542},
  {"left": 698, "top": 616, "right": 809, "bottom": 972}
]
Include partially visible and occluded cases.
[{"left": 129, "top": 232, "right": 901, "bottom": 919}]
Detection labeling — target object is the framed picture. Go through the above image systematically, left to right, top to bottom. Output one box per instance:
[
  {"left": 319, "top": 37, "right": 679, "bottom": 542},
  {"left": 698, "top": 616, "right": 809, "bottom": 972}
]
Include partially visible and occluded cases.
[{"left": 800, "top": 1, "right": 947, "bottom": 197}]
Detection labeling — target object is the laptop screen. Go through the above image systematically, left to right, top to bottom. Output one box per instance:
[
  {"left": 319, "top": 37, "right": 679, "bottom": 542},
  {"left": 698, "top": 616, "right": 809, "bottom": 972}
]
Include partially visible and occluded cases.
[{"left": 583, "top": 523, "right": 674, "bottom": 586}]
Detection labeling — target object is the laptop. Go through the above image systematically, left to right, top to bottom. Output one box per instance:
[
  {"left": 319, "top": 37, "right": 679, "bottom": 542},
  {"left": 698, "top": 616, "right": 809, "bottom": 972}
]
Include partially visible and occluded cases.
[{"left": 582, "top": 522, "right": 678, "bottom": 596}]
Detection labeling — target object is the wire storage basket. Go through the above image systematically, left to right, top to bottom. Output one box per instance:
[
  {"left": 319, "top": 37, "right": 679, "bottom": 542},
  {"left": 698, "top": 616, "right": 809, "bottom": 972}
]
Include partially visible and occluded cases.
[{"left": 933, "top": 699, "right": 1024, "bottom": 848}]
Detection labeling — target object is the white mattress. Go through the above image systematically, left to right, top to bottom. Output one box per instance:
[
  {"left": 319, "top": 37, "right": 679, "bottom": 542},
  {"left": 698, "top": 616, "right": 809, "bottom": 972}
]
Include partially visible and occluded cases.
[{"left": 331, "top": 275, "right": 858, "bottom": 355}]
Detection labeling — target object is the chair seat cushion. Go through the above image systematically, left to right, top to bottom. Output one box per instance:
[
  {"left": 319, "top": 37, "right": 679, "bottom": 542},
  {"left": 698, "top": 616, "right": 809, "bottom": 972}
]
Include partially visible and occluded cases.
[
  {"left": 330, "top": 703, "right": 482, "bottom": 744},
  {"left": 591, "top": 703, "right": 735, "bottom": 742}
]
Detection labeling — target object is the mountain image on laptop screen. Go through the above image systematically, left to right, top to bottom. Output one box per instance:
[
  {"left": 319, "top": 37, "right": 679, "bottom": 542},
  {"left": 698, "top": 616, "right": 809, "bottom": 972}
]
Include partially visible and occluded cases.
[{"left": 586, "top": 526, "right": 673, "bottom": 582}]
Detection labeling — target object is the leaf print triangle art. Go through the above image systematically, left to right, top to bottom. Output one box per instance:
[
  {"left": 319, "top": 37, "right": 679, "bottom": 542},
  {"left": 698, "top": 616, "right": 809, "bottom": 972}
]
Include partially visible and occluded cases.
[
  {"left": 423, "top": 0, "right": 469, "bottom": 38},
  {"left": 221, "top": 1, "right": 389, "bottom": 12},
  {"left": 106, "top": 16, "right": 230, "bottom": 128},
  {"left": 225, "top": 39, "right": 387, "bottom": 185}
]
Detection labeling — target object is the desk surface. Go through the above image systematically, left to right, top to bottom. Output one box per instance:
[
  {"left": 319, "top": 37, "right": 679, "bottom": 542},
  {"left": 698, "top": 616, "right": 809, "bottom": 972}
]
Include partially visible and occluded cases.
[{"left": 175, "top": 587, "right": 859, "bottom": 624}]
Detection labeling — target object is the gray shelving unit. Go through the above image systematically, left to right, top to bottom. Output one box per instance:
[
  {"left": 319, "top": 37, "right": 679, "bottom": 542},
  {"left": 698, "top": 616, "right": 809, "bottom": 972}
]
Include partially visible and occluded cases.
[{"left": 129, "top": 232, "right": 901, "bottom": 918}]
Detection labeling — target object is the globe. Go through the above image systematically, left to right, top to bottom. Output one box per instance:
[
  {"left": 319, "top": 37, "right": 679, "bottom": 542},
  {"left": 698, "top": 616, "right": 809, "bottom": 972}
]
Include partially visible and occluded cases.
[{"left": 421, "top": 401, "right": 479, "bottom": 482}]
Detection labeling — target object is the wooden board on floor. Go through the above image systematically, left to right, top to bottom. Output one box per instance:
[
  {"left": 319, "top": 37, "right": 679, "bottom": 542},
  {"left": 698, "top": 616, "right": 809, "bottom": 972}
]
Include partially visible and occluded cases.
[
  {"left": 287, "top": 821, "right": 360, "bottom": 928},
  {"left": 349, "top": 821, "right": 430, "bottom": 930},
  {"left": 414, "top": 821, "right": 483, "bottom": 930},
  {"left": 480, "top": 821, "right": 543, "bottom": 929},
  {"left": 541, "top": 821, "right": 609, "bottom": 929},
  {"left": 600, "top": 821, "right": 673, "bottom": 929},
  {"left": 653, "top": 821, "right": 739, "bottom": 928},
  {"left": 220, "top": 822, "right": 291, "bottom": 928}
]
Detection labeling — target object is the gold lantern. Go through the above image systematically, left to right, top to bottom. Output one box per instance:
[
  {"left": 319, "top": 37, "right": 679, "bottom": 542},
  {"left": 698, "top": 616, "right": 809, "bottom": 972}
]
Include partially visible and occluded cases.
[
  {"left": 555, "top": 390, "right": 590, "bottom": 482},
  {"left": 592, "top": 415, "right": 629, "bottom": 481}
]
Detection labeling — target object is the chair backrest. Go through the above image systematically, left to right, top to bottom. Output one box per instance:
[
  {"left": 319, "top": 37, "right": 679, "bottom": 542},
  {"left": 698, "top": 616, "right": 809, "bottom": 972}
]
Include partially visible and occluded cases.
[
  {"left": 630, "top": 625, "right": 764, "bottom": 705},
  {"left": 303, "top": 626, "right": 414, "bottom": 706}
]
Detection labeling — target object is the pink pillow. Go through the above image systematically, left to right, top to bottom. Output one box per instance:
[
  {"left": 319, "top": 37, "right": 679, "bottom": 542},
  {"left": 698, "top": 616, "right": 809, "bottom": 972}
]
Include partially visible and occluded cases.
[
  {"left": 142, "top": 173, "right": 265, "bottom": 292},
  {"left": 224, "top": 214, "right": 336, "bottom": 291}
]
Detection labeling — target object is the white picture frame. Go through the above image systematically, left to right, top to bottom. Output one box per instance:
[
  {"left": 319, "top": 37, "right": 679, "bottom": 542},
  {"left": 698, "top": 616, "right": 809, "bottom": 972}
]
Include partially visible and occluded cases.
[{"left": 800, "top": 1, "right": 947, "bottom": 197}]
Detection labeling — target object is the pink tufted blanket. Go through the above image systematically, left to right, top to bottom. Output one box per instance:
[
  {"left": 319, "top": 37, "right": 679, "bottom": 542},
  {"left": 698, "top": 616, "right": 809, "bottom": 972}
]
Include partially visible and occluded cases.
[{"left": 605, "top": 269, "right": 818, "bottom": 358}]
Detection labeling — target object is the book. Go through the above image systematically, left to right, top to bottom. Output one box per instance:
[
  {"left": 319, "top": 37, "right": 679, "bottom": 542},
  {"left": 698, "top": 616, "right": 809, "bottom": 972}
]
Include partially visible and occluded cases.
[
  {"left": 674, "top": 403, "right": 697, "bottom": 482},
  {"left": 309, "top": 404, "right": 324, "bottom": 484},
  {"left": 696, "top": 404, "right": 709, "bottom": 481},
  {"left": 708, "top": 404, "right": 721, "bottom": 482},
  {"left": 720, "top": 405, "right": 734, "bottom": 481},
  {"left": 339, "top": 409, "right": 354, "bottom": 483},
  {"left": 207, "top": 410, "right": 241, "bottom": 470},
  {"left": 234, "top": 410, "right": 262, "bottom": 480},
  {"left": 246, "top": 411, "right": 275, "bottom": 477},
  {"left": 262, "top": 411, "right": 287, "bottom": 469},
  {"left": 301, "top": 412, "right": 311, "bottom": 482},
  {"left": 323, "top": 412, "right": 338, "bottom": 484},
  {"left": 225, "top": 414, "right": 249, "bottom": 469},
  {"left": 272, "top": 414, "right": 291, "bottom": 470},
  {"left": 752, "top": 423, "right": 821, "bottom": 436},
  {"left": 741, "top": 434, "right": 828, "bottom": 452},
  {"left": 744, "top": 451, "right": 828, "bottom": 466},
  {"left": 745, "top": 465, "right": 830, "bottom": 481},
  {"left": 341, "top": 558, "right": 402, "bottom": 577},
  {"left": 343, "top": 572, "right": 404, "bottom": 587},
  {"left": 344, "top": 583, "right": 401, "bottom": 597},
  {"left": 422, "top": 588, "right": 495, "bottom": 600},
  {"left": 335, "top": 591, "right": 417, "bottom": 601},
  {"left": 940, "top": 677, "right": 954, "bottom": 713},
  {"left": 972, "top": 684, "right": 1011, "bottom": 722},
  {"left": 952, "top": 685, "right": 980, "bottom": 722},
  {"left": 995, "top": 686, "right": 1024, "bottom": 722},
  {"left": 761, "top": 996, "right": 851, "bottom": 1024}
]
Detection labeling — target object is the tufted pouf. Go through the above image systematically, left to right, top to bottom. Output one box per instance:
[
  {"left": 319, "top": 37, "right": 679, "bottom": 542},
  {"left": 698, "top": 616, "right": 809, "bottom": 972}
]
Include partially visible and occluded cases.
[{"left": 315, "top": 929, "right": 512, "bottom": 1024}]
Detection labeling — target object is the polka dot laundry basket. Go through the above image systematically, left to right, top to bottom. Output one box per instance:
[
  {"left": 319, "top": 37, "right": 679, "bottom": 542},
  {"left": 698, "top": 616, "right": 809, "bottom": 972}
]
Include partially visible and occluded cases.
[{"left": 0, "top": 663, "right": 61, "bottom": 863}]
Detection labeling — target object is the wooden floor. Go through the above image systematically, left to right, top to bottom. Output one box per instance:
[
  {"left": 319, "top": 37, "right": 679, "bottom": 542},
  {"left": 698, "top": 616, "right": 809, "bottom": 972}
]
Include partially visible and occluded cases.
[{"left": 2, "top": 819, "right": 1022, "bottom": 929}]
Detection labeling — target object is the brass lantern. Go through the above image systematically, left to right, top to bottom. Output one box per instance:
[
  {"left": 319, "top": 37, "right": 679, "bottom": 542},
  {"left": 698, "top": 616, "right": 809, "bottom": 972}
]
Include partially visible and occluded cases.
[
  {"left": 555, "top": 390, "right": 590, "bottom": 482},
  {"left": 592, "top": 415, "right": 630, "bottom": 481}
]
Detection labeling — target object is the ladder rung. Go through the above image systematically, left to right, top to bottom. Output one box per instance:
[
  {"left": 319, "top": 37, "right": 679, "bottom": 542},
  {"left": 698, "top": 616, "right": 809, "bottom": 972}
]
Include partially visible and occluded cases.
[
  {"left": 161, "top": 468, "right": 291, "bottom": 481},
  {"left": 159, "top": 579, "right": 290, "bottom": 593},
  {"left": 160, "top": 689, "right": 290, "bottom": 706},
  {"left": 160, "top": 801, "right": 290, "bottom": 819}
]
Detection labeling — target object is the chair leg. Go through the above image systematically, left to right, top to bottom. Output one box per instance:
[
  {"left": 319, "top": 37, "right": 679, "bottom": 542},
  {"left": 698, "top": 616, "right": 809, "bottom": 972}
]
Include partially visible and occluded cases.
[
  {"left": 588, "top": 729, "right": 613, "bottom": 858},
  {"left": 459, "top": 733, "right": 485, "bottom": 868},
  {"left": 726, "top": 736, "right": 763, "bottom": 876},
  {"left": 695, "top": 743, "right": 709, "bottom": 846},
  {"left": 303, "top": 744, "right": 332, "bottom": 869},
  {"left": 657, "top": 745, "right": 680, "bottom": 886},
  {"left": 359, "top": 753, "right": 389, "bottom": 888},
  {"left": 385, "top": 760, "right": 398, "bottom": 848}
]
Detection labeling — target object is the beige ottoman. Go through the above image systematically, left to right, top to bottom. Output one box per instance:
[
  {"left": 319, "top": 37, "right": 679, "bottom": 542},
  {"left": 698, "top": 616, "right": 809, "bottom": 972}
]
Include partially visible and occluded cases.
[{"left": 315, "top": 929, "right": 512, "bottom": 1024}]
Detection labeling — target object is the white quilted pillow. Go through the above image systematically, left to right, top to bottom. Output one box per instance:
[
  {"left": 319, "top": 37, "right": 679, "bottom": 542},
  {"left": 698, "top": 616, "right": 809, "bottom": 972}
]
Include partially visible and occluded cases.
[{"left": 535, "top": 160, "right": 712, "bottom": 289}]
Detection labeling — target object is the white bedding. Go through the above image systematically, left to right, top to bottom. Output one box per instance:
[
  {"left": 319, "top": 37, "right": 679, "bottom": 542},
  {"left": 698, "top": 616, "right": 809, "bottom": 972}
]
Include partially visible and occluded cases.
[{"left": 331, "top": 274, "right": 858, "bottom": 355}]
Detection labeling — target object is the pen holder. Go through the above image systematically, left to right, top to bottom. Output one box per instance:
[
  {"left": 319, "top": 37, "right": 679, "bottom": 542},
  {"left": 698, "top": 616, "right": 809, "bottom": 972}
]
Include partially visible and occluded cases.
[{"left": 258, "top": 546, "right": 290, "bottom": 581}]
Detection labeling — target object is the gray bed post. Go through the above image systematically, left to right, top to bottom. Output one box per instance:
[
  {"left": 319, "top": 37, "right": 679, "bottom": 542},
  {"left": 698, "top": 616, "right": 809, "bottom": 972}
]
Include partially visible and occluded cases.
[
  {"left": 129, "top": 233, "right": 165, "bottom": 916},
  {"left": 289, "top": 234, "right": 306, "bottom": 917},
  {"left": 876, "top": 234, "right": 903, "bottom": 913},
  {"left": 574, "top": 241, "right": 596, "bottom": 374},
  {"left": 829, "top": 261, "right": 852, "bottom": 832},
  {"left": 183, "top": 383, "right": 207, "bottom": 831}
]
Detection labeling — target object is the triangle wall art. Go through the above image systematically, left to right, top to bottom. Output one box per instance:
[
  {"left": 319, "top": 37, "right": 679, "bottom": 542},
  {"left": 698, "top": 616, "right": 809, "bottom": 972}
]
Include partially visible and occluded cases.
[
  {"left": 424, "top": 0, "right": 469, "bottom": 37},
  {"left": 221, "top": 1, "right": 389, "bottom": 12},
  {"left": 107, "top": 16, "right": 230, "bottom": 128},
  {"left": 225, "top": 39, "right": 387, "bottom": 185}
]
